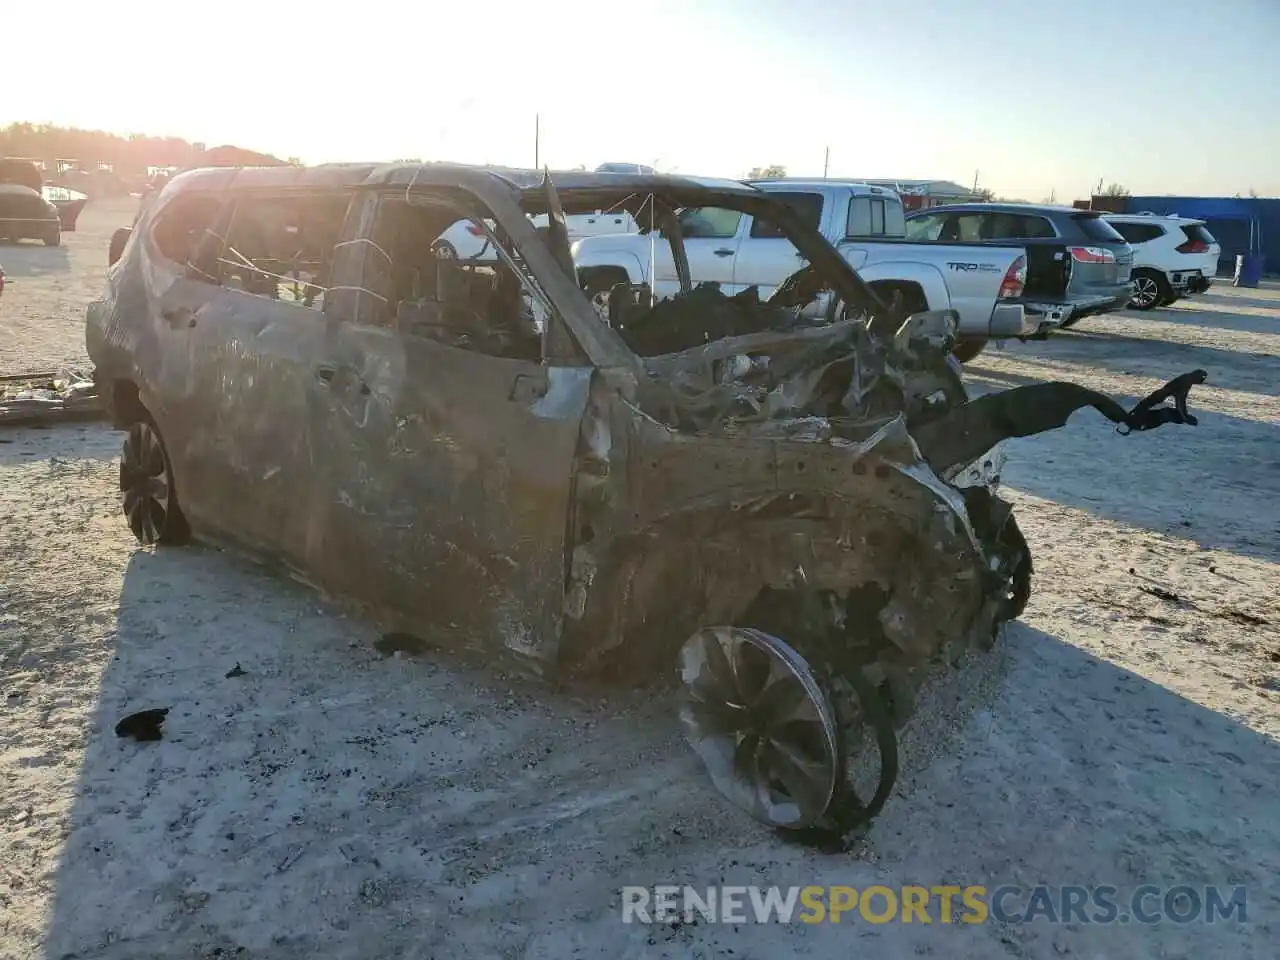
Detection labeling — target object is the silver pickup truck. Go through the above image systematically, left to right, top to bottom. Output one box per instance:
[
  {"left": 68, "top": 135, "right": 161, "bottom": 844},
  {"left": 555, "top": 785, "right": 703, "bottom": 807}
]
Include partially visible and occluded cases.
[{"left": 572, "top": 178, "right": 1037, "bottom": 361}]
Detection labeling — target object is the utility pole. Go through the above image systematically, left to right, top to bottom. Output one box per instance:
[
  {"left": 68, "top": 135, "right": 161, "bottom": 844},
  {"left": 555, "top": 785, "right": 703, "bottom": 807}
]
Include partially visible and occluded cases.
[
  {"left": 534, "top": 114, "right": 540, "bottom": 170},
  {"left": 823, "top": 146, "right": 830, "bottom": 178},
  {"left": 971, "top": 169, "right": 980, "bottom": 193}
]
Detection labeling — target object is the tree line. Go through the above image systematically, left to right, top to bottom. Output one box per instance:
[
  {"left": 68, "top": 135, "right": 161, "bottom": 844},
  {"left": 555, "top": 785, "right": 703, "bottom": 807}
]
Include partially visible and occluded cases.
[{"left": 0, "top": 122, "right": 287, "bottom": 196}]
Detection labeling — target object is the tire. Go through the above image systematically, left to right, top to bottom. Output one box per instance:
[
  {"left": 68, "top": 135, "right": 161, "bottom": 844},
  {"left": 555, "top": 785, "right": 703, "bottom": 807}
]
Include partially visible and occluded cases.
[
  {"left": 44, "top": 225, "right": 61, "bottom": 247},
  {"left": 108, "top": 227, "right": 132, "bottom": 266},
  {"left": 431, "top": 239, "right": 457, "bottom": 260},
  {"left": 580, "top": 269, "right": 629, "bottom": 324},
  {"left": 1129, "top": 269, "right": 1169, "bottom": 311},
  {"left": 951, "top": 339, "right": 987, "bottom": 364},
  {"left": 119, "top": 419, "right": 190, "bottom": 546}
]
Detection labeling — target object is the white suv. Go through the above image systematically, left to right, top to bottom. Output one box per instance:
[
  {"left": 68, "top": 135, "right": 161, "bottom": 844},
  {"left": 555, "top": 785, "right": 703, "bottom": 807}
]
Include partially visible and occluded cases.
[{"left": 1104, "top": 213, "right": 1220, "bottom": 310}]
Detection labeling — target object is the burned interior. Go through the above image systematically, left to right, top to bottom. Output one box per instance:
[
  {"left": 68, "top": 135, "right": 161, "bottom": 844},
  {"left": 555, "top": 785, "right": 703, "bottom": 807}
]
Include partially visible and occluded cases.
[{"left": 86, "top": 163, "right": 1208, "bottom": 845}]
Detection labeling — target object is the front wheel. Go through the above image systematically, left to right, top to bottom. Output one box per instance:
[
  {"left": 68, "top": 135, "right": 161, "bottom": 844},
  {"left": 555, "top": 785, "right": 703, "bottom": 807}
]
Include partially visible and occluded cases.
[
  {"left": 431, "top": 239, "right": 457, "bottom": 260},
  {"left": 1129, "top": 269, "right": 1169, "bottom": 311},
  {"left": 120, "top": 420, "right": 190, "bottom": 545}
]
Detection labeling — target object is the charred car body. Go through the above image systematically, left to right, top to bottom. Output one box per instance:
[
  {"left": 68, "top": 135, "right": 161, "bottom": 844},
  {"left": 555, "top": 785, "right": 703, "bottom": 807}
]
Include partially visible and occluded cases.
[{"left": 86, "top": 163, "right": 1204, "bottom": 841}]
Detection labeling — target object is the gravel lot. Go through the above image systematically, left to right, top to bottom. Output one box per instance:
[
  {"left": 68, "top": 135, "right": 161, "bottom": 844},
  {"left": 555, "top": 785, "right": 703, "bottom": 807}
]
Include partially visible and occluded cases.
[{"left": 1, "top": 200, "right": 1278, "bottom": 959}]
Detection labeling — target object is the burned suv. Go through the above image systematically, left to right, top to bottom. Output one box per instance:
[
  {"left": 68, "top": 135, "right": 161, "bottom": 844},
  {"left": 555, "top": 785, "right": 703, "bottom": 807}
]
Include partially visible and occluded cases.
[{"left": 87, "top": 164, "right": 1203, "bottom": 842}]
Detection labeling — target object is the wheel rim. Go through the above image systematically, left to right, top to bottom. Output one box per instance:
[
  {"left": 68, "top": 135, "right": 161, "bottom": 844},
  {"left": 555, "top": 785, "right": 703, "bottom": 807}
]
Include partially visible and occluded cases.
[
  {"left": 433, "top": 243, "right": 456, "bottom": 260},
  {"left": 1132, "top": 276, "right": 1158, "bottom": 308},
  {"left": 119, "top": 422, "right": 172, "bottom": 544},
  {"left": 678, "top": 626, "right": 839, "bottom": 830}
]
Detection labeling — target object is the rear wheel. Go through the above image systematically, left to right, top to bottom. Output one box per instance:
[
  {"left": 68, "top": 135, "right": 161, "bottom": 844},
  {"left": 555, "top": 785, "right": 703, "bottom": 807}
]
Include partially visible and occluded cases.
[
  {"left": 44, "top": 225, "right": 61, "bottom": 247},
  {"left": 1129, "top": 269, "right": 1169, "bottom": 311},
  {"left": 120, "top": 419, "right": 190, "bottom": 545}
]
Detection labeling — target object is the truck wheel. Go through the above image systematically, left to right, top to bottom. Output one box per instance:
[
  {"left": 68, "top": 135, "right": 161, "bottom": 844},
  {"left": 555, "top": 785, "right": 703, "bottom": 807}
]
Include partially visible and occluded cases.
[
  {"left": 44, "top": 225, "right": 62, "bottom": 247},
  {"left": 580, "top": 269, "right": 629, "bottom": 323},
  {"left": 1129, "top": 269, "right": 1169, "bottom": 311},
  {"left": 951, "top": 340, "right": 986, "bottom": 364},
  {"left": 120, "top": 419, "right": 190, "bottom": 546}
]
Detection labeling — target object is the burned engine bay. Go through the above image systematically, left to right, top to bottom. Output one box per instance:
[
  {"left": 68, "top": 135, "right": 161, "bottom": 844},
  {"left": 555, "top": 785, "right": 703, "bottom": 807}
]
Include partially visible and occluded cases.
[{"left": 522, "top": 177, "right": 1211, "bottom": 846}]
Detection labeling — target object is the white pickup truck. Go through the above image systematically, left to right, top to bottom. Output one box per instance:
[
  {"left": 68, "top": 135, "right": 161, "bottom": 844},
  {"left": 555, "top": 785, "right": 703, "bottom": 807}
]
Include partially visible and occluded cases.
[{"left": 571, "top": 178, "right": 1037, "bottom": 360}]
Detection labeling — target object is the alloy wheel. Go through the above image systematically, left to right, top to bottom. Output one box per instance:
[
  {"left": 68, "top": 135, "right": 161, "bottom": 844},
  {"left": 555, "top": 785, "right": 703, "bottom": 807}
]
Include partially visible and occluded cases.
[
  {"left": 1131, "top": 276, "right": 1159, "bottom": 309},
  {"left": 119, "top": 421, "right": 176, "bottom": 544},
  {"left": 678, "top": 626, "right": 840, "bottom": 830}
]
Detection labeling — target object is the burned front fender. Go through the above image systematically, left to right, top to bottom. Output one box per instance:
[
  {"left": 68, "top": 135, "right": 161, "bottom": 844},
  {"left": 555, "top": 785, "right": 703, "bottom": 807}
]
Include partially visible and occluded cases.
[{"left": 557, "top": 390, "right": 1017, "bottom": 682}]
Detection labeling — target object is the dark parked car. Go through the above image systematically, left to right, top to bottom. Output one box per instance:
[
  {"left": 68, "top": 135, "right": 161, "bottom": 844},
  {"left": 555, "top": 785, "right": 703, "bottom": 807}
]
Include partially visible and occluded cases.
[
  {"left": 86, "top": 163, "right": 1204, "bottom": 840},
  {"left": 0, "top": 183, "right": 62, "bottom": 245},
  {"left": 43, "top": 185, "right": 89, "bottom": 231},
  {"left": 906, "top": 203, "right": 1133, "bottom": 333}
]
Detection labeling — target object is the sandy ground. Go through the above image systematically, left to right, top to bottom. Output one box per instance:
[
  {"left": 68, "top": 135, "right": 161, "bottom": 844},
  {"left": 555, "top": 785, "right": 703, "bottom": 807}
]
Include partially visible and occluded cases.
[{"left": 1, "top": 201, "right": 1278, "bottom": 959}]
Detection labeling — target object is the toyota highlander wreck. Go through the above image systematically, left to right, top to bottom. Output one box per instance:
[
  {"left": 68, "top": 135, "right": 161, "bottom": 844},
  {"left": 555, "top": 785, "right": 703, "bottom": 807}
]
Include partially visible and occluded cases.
[{"left": 86, "top": 164, "right": 1206, "bottom": 844}]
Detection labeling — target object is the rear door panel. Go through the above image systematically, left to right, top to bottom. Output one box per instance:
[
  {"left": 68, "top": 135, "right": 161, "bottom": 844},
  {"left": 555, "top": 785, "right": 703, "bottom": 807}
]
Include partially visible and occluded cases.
[{"left": 306, "top": 325, "right": 589, "bottom": 666}]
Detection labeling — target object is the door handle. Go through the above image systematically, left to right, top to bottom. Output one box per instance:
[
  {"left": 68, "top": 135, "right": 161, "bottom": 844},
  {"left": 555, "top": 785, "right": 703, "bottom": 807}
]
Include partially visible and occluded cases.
[
  {"left": 713, "top": 248, "right": 734, "bottom": 257},
  {"left": 315, "top": 366, "right": 335, "bottom": 384}
]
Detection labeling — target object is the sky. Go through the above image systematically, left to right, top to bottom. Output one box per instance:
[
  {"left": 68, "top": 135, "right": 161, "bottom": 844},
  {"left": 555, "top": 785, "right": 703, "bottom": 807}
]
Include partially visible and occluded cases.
[{"left": 5, "top": 0, "right": 1279, "bottom": 200}]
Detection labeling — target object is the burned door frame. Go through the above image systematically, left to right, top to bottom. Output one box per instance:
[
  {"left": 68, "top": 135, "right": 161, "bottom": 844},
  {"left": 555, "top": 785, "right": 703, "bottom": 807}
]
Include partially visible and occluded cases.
[
  {"left": 165, "top": 184, "right": 357, "bottom": 562},
  {"left": 129, "top": 186, "right": 231, "bottom": 516},
  {"left": 303, "top": 187, "right": 592, "bottom": 671}
]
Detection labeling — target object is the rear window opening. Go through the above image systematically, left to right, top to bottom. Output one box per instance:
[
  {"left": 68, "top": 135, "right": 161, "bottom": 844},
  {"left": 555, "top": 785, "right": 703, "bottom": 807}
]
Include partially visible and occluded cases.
[
  {"left": 750, "top": 192, "right": 823, "bottom": 239},
  {"left": 846, "top": 195, "right": 906, "bottom": 239},
  {"left": 1072, "top": 214, "right": 1127, "bottom": 244},
  {"left": 1181, "top": 223, "right": 1216, "bottom": 245}
]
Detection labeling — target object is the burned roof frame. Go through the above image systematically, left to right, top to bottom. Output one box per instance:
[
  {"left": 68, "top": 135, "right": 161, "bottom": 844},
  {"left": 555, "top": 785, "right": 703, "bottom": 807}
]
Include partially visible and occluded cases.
[{"left": 152, "top": 162, "right": 895, "bottom": 368}]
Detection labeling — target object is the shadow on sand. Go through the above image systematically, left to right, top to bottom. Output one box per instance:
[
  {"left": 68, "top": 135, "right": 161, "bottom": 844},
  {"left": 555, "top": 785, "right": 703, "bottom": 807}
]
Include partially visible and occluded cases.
[
  {"left": 0, "top": 241, "right": 72, "bottom": 278},
  {"left": 1185, "top": 292, "right": 1280, "bottom": 317},
  {"left": 1043, "top": 326, "right": 1280, "bottom": 394},
  {"left": 963, "top": 359, "right": 1280, "bottom": 565},
  {"left": 37, "top": 545, "right": 1280, "bottom": 958}
]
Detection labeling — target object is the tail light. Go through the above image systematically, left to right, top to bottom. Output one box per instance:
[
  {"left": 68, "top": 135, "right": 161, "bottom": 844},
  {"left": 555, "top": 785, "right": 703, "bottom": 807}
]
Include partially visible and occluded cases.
[
  {"left": 466, "top": 223, "right": 485, "bottom": 237},
  {"left": 1176, "top": 239, "right": 1209, "bottom": 254},
  {"left": 1069, "top": 246, "right": 1116, "bottom": 264},
  {"left": 998, "top": 254, "right": 1026, "bottom": 299}
]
